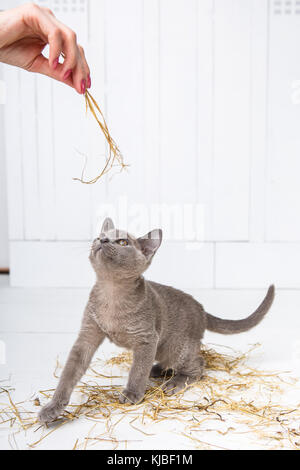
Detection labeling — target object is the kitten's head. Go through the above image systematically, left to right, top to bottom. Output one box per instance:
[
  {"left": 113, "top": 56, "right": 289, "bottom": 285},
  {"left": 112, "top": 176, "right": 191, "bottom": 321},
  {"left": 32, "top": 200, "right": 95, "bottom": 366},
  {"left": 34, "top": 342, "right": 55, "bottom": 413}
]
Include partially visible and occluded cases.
[{"left": 89, "top": 218, "right": 162, "bottom": 279}]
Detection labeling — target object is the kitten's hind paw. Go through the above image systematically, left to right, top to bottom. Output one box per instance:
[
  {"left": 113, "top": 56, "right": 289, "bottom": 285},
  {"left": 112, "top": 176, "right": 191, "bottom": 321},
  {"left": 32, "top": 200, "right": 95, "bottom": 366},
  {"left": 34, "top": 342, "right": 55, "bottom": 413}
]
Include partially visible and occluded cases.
[
  {"left": 150, "top": 363, "right": 174, "bottom": 378},
  {"left": 161, "top": 375, "right": 190, "bottom": 396},
  {"left": 119, "top": 388, "right": 144, "bottom": 405},
  {"left": 38, "top": 401, "right": 64, "bottom": 424}
]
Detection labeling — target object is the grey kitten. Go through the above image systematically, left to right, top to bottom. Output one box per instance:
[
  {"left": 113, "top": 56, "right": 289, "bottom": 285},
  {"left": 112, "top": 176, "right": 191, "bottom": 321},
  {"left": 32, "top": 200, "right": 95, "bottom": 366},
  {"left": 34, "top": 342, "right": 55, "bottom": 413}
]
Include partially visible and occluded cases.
[{"left": 39, "top": 218, "right": 274, "bottom": 423}]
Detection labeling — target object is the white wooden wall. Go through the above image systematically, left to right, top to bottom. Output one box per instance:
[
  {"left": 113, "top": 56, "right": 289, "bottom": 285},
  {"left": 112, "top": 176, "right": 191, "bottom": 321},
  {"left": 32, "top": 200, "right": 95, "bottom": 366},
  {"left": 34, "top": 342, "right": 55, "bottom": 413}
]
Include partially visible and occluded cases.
[{"left": 3, "top": 0, "right": 300, "bottom": 288}]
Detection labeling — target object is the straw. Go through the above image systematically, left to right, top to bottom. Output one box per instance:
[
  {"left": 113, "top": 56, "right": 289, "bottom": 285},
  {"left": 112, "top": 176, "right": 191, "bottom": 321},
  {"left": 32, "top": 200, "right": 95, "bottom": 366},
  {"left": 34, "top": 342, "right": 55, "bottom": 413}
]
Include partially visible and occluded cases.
[
  {"left": 73, "top": 91, "right": 128, "bottom": 184},
  {"left": 1, "top": 344, "right": 299, "bottom": 450}
]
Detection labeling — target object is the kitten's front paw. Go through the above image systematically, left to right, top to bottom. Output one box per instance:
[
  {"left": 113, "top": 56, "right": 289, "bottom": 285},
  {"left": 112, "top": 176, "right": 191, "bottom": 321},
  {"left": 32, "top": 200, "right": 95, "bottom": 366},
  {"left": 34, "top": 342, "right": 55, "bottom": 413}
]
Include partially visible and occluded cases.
[
  {"left": 119, "top": 388, "right": 144, "bottom": 405},
  {"left": 38, "top": 401, "right": 64, "bottom": 424}
]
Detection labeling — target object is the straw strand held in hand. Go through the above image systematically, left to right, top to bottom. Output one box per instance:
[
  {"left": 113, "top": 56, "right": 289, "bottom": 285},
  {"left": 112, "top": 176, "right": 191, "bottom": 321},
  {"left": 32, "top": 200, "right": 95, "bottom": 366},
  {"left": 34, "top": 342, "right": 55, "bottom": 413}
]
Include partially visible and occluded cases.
[{"left": 74, "top": 91, "right": 127, "bottom": 184}]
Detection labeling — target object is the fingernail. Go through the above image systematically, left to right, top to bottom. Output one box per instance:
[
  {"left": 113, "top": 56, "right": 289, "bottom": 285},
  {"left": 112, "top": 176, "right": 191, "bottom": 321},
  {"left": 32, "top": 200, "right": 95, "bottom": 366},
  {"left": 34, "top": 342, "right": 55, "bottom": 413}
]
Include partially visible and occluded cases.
[
  {"left": 53, "top": 57, "right": 59, "bottom": 70},
  {"left": 63, "top": 69, "right": 72, "bottom": 80},
  {"left": 87, "top": 75, "right": 91, "bottom": 88},
  {"left": 81, "top": 79, "right": 86, "bottom": 94}
]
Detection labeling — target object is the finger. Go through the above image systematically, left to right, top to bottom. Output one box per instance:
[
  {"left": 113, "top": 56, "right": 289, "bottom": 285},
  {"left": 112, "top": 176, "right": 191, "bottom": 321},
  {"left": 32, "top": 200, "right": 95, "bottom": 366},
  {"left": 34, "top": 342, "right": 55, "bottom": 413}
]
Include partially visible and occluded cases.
[
  {"left": 22, "top": 4, "right": 86, "bottom": 92},
  {"left": 23, "top": 4, "right": 60, "bottom": 42},
  {"left": 23, "top": 5, "right": 76, "bottom": 77},
  {"left": 40, "top": 6, "right": 55, "bottom": 17},
  {"left": 48, "top": 28, "right": 63, "bottom": 70},
  {"left": 60, "top": 28, "right": 78, "bottom": 82},
  {"left": 78, "top": 45, "right": 91, "bottom": 88},
  {"left": 71, "top": 48, "right": 89, "bottom": 94},
  {"left": 29, "top": 54, "right": 74, "bottom": 89},
  {"left": 72, "top": 57, "right": 86, "bottom": 95}
]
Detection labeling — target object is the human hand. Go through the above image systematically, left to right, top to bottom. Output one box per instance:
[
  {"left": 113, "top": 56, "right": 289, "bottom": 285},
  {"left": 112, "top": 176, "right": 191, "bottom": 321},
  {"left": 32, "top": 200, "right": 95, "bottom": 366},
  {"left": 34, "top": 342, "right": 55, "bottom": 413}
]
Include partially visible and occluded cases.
[{"left": 0, "top": 2, "right": 91, "bottom": 94}]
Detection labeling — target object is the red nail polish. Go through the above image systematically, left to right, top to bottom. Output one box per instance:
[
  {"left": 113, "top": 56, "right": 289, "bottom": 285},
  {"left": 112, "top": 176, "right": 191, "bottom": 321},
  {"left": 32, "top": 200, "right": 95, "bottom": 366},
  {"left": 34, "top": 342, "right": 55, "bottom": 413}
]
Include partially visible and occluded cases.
[
  {"left": 53, "top": 57, "right": 59, "bottom": 70},
  {"left": 63, "top": 69, "right": 72, "bottom": 80},
  {"left": 87, "top": 75, "right": 91, "bottom": 88},
  {"left": 81, "top": 79, "right": 86, "bottom": 94}
]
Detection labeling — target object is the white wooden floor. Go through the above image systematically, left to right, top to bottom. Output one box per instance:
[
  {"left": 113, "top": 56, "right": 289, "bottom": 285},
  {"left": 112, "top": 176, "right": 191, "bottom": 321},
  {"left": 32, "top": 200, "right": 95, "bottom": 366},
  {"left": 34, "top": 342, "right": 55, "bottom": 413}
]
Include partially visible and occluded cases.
[{"left": 1, "top": 275, "right": 300, "bottom": 450}]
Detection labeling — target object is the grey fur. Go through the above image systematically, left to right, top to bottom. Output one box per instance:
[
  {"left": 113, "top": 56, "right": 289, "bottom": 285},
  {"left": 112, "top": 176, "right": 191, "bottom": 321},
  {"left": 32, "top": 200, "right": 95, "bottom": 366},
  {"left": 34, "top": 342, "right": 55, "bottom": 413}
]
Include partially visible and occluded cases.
[{"left": 39, "top": 218, "right": 275, "bottom": 423}]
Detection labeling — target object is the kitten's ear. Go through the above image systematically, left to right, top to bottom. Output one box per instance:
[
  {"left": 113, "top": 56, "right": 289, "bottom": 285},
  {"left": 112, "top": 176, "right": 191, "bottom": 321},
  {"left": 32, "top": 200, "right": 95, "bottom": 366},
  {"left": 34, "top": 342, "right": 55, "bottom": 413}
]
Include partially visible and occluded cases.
[
  {"left": 101, "top": 217, "right": 115, "bottom": 232},
  {"left": 138, "top": 229, "right": 162, "bottom": 259}
]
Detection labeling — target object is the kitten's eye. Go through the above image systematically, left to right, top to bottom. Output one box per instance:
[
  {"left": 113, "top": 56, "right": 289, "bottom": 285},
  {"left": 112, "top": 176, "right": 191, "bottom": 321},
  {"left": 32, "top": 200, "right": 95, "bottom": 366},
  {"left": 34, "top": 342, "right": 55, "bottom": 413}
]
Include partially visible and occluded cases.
[{"left": 117, "top": 239, "right": 128, "bottom": 246}]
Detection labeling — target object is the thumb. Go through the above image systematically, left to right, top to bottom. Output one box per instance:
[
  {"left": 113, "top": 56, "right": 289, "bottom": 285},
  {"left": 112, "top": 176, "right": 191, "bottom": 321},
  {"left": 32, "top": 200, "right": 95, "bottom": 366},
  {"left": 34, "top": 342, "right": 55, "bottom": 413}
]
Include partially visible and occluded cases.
[{"left": 29, "top": 54, "right": 75, "bottom": 89}]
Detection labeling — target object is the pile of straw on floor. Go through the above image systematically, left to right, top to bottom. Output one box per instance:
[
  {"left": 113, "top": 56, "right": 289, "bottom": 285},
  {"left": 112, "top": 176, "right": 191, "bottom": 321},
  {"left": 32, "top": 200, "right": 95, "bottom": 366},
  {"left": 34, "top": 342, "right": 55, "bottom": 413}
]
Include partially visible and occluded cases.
[{"left": 1, "top": 344, "right": 299, "bottom": 450}]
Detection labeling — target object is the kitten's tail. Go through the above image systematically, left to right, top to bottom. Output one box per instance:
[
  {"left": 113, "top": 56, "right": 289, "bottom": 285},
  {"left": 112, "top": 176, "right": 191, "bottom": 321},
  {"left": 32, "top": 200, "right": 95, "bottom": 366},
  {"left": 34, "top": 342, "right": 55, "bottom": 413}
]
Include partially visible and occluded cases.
[{"left": 205, "top": 285, "right": 275, "bottom": 335}]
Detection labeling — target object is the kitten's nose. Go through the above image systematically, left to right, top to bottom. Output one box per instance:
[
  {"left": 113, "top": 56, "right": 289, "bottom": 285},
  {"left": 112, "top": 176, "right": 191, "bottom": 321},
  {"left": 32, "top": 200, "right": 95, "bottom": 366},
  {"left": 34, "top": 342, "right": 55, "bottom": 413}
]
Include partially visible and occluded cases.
[{"left": 100, "top": 237, "right": 109, "bottom": 244}]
